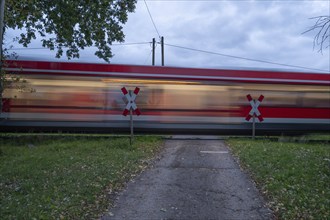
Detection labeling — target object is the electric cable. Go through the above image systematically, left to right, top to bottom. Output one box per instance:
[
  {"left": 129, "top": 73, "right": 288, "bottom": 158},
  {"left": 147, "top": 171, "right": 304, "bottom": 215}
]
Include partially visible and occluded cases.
[
  {"left": 143, "top": 0, "right": 161, "bottom": 38},
  {"left": 7, "top": 42, "right": 152, "bottom": 50},
  {"left": 165, "top": 43, "right": 329, "bottom": 73},
  {"left": 144, "top": 49, "right": 154, "bottom": 65}
]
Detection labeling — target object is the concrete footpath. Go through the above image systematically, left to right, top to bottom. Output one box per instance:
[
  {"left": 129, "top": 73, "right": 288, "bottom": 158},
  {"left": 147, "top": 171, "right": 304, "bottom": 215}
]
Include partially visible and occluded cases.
[{"left": 102, "top": 136, "right": 273, "bottom": 220}]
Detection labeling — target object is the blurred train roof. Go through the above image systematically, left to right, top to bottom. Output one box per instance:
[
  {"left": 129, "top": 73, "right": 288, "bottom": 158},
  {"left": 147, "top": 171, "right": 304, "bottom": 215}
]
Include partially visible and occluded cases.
[{"left": 7, "top": 55, "right": 329, "bottom": 74}]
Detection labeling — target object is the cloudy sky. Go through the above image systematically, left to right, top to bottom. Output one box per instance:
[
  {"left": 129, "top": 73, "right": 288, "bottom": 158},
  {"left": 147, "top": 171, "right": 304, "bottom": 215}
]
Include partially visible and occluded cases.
[{"left": 4, "top": 0, "right": 330, "bottom": 73}]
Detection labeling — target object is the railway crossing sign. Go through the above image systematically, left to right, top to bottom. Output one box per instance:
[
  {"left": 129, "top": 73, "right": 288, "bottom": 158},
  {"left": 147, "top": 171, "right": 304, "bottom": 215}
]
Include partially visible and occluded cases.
[
  {"left": 121, "top": 87, "right": 141, "bottom": 116},
  {"left": 121, "top": 87, "right": 141, "bottom": 145},
  {"left": 245, "top": 94, "right": 264, "bottom": 122},
  {"left": 245, "top": 94, "right": 264, "bottom": 139}
]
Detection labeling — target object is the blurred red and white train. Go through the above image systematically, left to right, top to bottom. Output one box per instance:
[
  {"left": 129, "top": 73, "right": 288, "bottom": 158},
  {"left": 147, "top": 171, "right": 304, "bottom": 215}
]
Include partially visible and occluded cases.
[{"left": 1, "top": 60, "right": 329, "bottom": 134}]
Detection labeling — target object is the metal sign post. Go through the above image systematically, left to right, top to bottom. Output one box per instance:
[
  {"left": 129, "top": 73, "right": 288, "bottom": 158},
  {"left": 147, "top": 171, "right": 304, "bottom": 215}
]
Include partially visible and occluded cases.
[
  {"left": 121, "top": 87, "right": 141, "bottom": 145},
  {"left": 245, "top": 94, "right": 264, "bottom": 139},
  {"left": 130, "top": 101, "right": 133, "bottom": 145},
  {"left": 252, "top": 112, "right": 256, "bottom": 139}
]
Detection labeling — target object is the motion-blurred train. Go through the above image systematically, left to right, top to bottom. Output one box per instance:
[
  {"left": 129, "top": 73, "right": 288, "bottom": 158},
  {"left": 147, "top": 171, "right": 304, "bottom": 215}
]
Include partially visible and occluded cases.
[{"left": 1, "top": 60, "right": 329, "bottom": 134}]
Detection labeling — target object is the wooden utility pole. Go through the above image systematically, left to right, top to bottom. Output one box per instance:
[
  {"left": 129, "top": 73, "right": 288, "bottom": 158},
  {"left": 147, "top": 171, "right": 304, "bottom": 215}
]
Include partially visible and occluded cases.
[
  {"left": 161, "top": 36, "right": 164, "bottom": 66},
  {"left": 152, "top": 38, "right": 155, "bottom": 66}
]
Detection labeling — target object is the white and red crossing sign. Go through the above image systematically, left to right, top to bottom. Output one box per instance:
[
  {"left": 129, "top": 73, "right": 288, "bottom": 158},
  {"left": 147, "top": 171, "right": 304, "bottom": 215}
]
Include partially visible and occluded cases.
[
  {"left": 121, "top": 87, "right": 141, "bottom": 116},
  {"left": 245, "top": 94, "right": 264, "bottom": 122}
]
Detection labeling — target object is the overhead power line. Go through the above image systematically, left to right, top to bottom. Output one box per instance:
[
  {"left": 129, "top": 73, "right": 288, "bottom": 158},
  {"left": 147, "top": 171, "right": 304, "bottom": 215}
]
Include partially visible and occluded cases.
[
  {"left": 143, "top": 0, "right": 161, "bottom": 38},
  {"left": 7, "top": 40, "right": 328, "bottom": 72},
  {"left": 7, "top": 42, "right": 151, "bottom": 50},
  {"left": 111, "top": 42, "right": 152, "bottom": 46},
  {"left": 165, "top": 43, "right": 329, "bottom": 73},
  {"left": 144, "top": 48, "right": 154, "bottom": 65}
]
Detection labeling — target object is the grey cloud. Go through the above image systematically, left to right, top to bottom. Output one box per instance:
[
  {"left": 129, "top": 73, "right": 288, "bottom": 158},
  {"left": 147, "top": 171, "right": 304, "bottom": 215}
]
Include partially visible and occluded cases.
[{"left": 5, "top": 0, "right": 329, "bottom": 72}]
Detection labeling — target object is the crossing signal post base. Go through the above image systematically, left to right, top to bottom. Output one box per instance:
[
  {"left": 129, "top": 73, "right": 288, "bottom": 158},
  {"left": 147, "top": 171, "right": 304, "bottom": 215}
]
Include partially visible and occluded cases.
[
  {"left": 130, "top": 107, "right": 133, "bottom": 145},
  {"left": 252, "top": 113, "right": 256, "bottom": 140}
]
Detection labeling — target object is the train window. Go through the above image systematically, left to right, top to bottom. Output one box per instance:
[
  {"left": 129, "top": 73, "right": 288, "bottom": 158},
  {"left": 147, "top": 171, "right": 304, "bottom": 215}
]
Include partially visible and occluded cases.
[
  {"left": 229, "top": 83, "right": 330, "bottom": 108},
  {"left": 300, "top": 92, "right": 330, "bottom": 108}
]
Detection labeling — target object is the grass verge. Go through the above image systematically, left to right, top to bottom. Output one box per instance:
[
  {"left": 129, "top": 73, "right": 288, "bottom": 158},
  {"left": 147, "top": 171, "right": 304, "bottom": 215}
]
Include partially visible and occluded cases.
[
  {"left": 0, "top": 135, "right": 162, "bottom": 219},
  {"left": 227, "top": 138, "right": 329, "bottom": 220}
]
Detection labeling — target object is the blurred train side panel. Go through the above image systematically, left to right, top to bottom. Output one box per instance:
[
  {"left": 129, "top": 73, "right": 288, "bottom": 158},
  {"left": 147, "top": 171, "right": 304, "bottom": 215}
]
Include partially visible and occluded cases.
[{"left": 1, "top": 60, "right": 329, "bottom": 134}]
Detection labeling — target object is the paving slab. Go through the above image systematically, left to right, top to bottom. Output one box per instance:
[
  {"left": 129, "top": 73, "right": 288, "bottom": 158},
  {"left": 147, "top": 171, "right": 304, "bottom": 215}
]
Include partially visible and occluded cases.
[{"left": 102, "top": 136, "right": 273, "bottom": 220}]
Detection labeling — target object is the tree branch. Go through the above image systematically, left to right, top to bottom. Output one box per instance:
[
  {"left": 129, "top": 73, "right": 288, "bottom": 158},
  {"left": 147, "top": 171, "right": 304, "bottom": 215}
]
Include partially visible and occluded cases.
[{"left": 303, "top": 16, "right": 330, "bottom": 53}]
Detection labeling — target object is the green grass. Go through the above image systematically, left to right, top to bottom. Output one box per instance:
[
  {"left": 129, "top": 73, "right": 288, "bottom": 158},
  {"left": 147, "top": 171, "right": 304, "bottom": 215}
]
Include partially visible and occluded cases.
[
  {"left": 276, "top": 133, "right": 330, "bottom": 143},
  {"left": 304, "top": 133, "right": 330, "bottom": 141},
  {"left": 0, "top": 135, "right": 162, "bottom": 219},
  {"left": 227, "top": 139, "right": 330, "bottom": 219}
]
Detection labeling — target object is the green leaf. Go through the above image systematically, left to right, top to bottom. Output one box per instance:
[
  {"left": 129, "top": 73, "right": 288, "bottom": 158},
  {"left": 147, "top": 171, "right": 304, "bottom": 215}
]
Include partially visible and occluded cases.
[{"left": 4, "top": 0, "right": 137, "bottom": 62}]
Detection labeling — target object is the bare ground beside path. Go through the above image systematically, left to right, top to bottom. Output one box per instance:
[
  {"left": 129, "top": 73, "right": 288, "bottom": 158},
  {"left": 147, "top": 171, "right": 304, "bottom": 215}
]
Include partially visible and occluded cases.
[{"left": 102, "top": 136, "right": 273, "bottom": 220}]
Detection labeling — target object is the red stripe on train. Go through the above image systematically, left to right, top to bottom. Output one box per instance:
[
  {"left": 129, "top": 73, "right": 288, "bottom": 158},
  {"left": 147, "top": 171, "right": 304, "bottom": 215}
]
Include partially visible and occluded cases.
[
  {"left": 5, "top": 60, "right": 330, "bottom": 84},
  {"left": 3, "top": 69, "right": 329, "bottom": 86},
  {"left": 6, "top": 104, "right": 330, "bottom": 119},
  {"left": 241, "top": 106, "right": 330, "bottom": 119}
]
